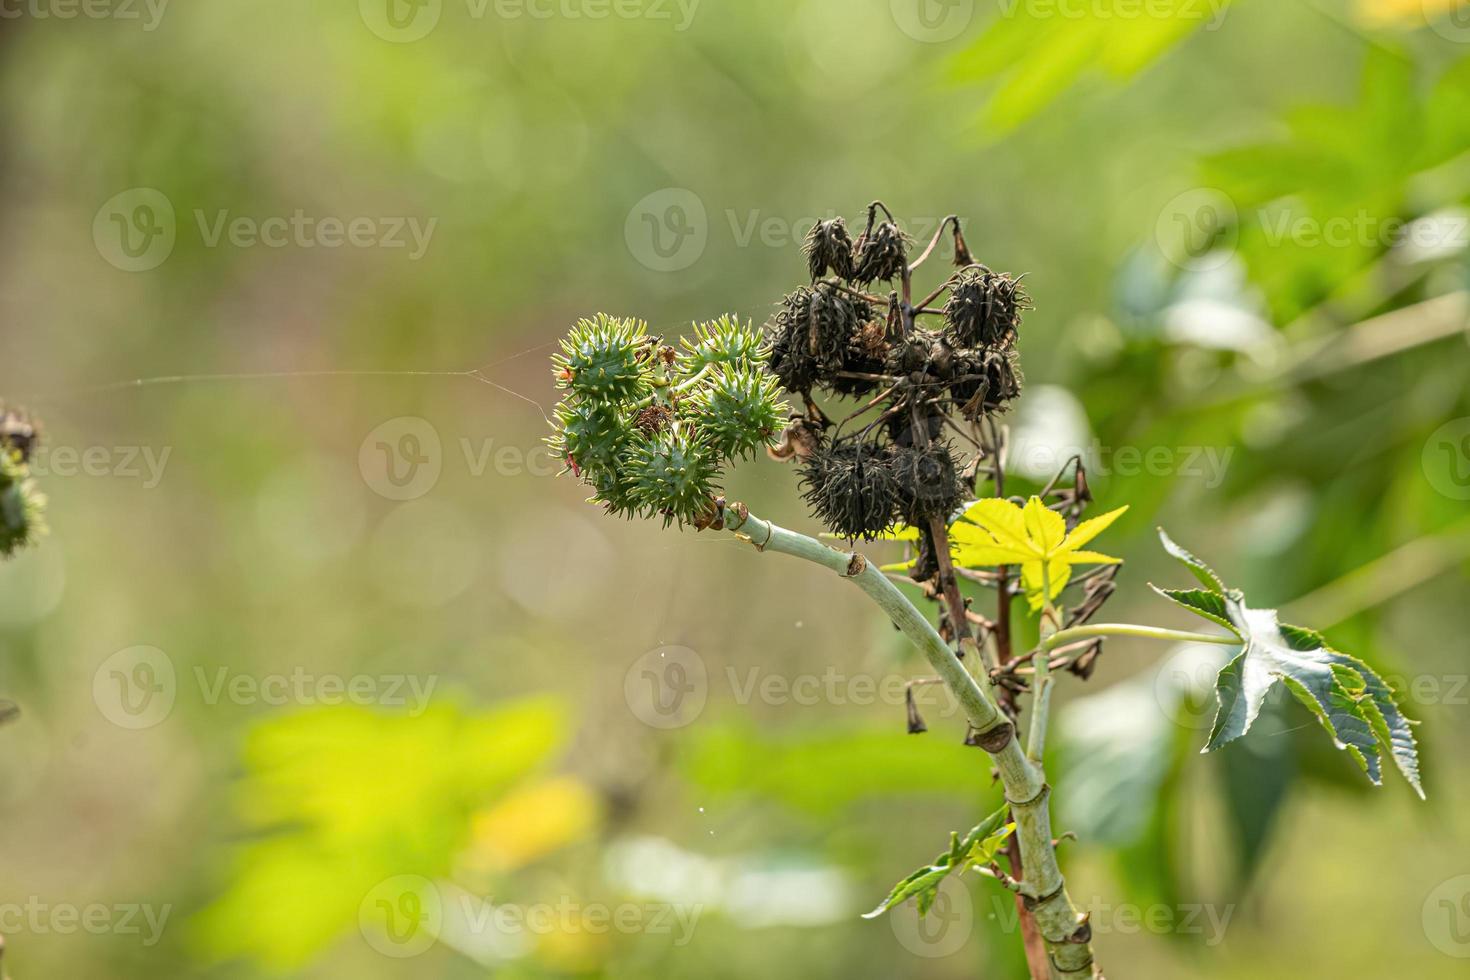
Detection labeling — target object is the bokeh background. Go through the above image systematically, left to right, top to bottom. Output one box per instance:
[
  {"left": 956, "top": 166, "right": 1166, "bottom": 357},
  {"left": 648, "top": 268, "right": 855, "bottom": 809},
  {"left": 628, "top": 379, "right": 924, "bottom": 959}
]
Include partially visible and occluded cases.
[{"left": 2, "top": 1, "right": 1469, "bottom": 977}]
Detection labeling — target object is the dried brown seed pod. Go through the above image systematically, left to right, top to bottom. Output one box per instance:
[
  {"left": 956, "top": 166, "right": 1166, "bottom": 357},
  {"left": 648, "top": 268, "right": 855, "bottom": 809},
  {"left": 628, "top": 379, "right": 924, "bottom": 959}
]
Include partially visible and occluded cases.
[
  {"left": 803, "top": 218, "right": 855, "bottom": 281},
  {"left": 852, "top": 220, "right": 909, "bottom": 285},
  {"left": 943, "top": 267, "right": 1028, "bottom": 349},
  {"left": 799, "top": 437, "right": 899, "bottom": 541}
]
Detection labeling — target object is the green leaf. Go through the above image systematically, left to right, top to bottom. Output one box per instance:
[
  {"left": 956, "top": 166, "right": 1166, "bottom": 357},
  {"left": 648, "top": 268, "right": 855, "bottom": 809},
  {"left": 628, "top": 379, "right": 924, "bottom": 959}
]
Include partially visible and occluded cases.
[
  {"left": 951, "top": 1, "right": 1232, "bottom": 132},
  {"left": 1153, "top": 530, "right": 1424, "bottom": 799},
  {"left": 863, "top": 806, "right": 1012, "bottom": 919}
]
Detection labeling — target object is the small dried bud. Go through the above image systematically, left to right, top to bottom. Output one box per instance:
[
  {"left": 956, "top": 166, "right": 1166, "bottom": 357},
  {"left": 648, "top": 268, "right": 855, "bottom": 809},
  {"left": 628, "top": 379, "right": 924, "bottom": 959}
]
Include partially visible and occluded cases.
[
  {"left": 634, "top": 404, "right": 674, "bottom": 436},
  {"left": 0, "top": 408, "right": 37, "bottom": 464},
  {"left": 767, "top": 417, "right": 823, "bottom": 462},
  {"left": 905, "top": 686, "right": 928, "bottom": 735}
]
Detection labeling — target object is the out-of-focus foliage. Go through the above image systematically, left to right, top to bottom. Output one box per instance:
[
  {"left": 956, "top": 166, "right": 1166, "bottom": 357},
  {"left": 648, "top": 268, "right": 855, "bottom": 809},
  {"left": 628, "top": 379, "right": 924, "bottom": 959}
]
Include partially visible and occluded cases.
[{"left": 192, "top": 698, "right": 581, "bottom": 970}]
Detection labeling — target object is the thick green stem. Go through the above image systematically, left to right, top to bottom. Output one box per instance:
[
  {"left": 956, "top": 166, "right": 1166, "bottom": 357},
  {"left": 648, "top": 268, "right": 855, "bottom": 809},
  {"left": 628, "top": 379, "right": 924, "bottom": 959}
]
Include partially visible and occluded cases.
[{"left": 725, "top": 507, "right": 1098, "bottom": 979}]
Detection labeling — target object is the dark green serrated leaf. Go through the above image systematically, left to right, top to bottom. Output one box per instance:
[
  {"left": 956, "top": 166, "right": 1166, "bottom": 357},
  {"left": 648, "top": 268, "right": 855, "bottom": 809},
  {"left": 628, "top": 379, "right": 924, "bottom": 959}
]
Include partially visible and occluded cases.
[{"left": 1154, "top": 529, "right": 1424, "bottom": 799}]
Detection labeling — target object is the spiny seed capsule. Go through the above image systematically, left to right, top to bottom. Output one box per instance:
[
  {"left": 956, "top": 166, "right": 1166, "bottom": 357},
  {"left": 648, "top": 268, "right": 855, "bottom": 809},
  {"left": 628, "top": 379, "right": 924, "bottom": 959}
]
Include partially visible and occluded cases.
[
  {"left": 803, "top": 218, "right": 855, "bottom": 281},
  {"left": 852, "top": 221, "right": 909, "bottom": 286},
  {"left": 943, "top": 267, "right": 1028, "bottom": 349},
  {"left": 553, "top": 313, "right": 652, "bottom": 403},
  {"left": 679, "top": 314, "right": 767, "bottom": 376},
  {"left": 689, "top": 364, "right": 784, "bottom": 461},
  {"left": 550, "top": 399, "right": 633, "bottom": 475},
  {"left": 0, "top": 408, "right": 37, "bottom": 464},
  {"left": 626, "top": 429, "right": 721, "bottom": 528},
  {"left": 800, "top": 438, "right": 900, "bottom": 541},
  {"left": 0, "top": 450, "right": 45, "bottom": 558}
]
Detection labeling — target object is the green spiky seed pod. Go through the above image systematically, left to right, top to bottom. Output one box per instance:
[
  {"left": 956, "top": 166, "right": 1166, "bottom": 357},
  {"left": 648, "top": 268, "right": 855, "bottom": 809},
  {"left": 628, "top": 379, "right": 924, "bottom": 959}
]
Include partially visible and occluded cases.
[
  {"left": 803, "top": 218, "right": 855, "bottom": 281},
  {"left": 852, "top": 221, "right": 909, "bottom": 286},
  {"left": 943, "top": 267, "right": 1027, "bottom": 348},
  {"left": 553, "top": 314, "right": 652, "bottom": 403},
  {"left": 679, "top": 315, "right": 767, "bottom": 377},
  {"left": 689, "top": 364, "right": 785, "bottom": 461},
  {"left": 549, "top": 399, "right": 634, "bottom": 476},
  {"left": 0, "top": 407, "right": 38, "bottom": 464},
  {"left": 626, "top": 428, "right": 721, "bottom": 527},
  {"left": 800, "top": 438, "right": 899, "bottom": 541},
  {"left": 888, "top": 442, "right": 965, "bottom": 526},
  {"left": 0, "top": 449, "right": 46, "bottom": 558},
  {"left": 587, "top": 466, "right": 643, "bottom": 520}
]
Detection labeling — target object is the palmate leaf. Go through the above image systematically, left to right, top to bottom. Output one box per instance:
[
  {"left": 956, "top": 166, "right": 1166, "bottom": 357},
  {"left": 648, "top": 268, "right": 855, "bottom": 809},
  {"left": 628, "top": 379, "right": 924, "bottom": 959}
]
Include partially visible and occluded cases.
[
  {"left": 1153, "top": 530, "right": 1424, "bottom": 799},
  {"left": 863, "top": 805, "right": 1013, "bottom": 919}
]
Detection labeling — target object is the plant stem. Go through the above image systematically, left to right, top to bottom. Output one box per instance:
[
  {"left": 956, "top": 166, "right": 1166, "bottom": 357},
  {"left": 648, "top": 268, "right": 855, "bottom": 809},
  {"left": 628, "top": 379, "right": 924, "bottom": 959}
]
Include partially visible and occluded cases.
[
  {"left": 725, "top": 507, "right": 1099, "bottom": 979},
  {"left": 1028, "top": 575, "right": 1060, "bottom": 762},
  {"left": 1041, "top": 623, "right": 1240, "bottom": 653}
]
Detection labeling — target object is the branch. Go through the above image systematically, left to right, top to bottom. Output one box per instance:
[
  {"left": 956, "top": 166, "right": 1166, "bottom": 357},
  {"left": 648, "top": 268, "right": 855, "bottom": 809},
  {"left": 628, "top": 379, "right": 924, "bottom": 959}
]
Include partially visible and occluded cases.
[{"left": 724, "top": 506, "right": 1099, "bottom": 978}]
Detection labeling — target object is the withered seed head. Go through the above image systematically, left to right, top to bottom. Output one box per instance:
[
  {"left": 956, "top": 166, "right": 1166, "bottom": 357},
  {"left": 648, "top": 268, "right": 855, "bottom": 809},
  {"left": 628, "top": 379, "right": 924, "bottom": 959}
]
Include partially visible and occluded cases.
[
  {"left": 803, "top": 218, "right": 855, "bottom": 281},
  {"left": 852, "top": 221, "right": 909, "bottom": 286},
  {"left": 943, "top": 267, "right": 1028, "bottom": 348},
  {"left": 800, "top": 437, "right": 900, "bottom": 541}
]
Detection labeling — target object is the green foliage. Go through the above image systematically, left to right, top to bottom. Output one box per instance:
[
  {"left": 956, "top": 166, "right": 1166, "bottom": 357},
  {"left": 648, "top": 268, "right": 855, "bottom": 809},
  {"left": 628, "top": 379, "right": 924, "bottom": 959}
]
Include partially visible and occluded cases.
[
  {"left": 951, "top": 1, "right": 1232, "bottom": 132},
  {"left": 1203, "top": 51, "right": 1470, "bottom": 319},
  {"left": 549, "top": 313, "right": 785, "bottom": 527},
  {"left": 0, "top": 449, "right": 46, "bottom": 558},
  {"left": 1154, "top": 530, "right": 1424, "bottom": 797},
  {"left": 193, "top": 697, "right": 569, "bottom": 971},
  {"left": 681, "top": 722, "right": 988, "bottom": 815},
  {"left": 863, "top": 805, "right": 1013, "bottom": 919}
]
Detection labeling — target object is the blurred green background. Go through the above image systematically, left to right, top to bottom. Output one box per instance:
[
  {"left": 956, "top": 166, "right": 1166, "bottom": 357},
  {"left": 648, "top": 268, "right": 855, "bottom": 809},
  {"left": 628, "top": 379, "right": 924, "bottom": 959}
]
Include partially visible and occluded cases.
[{"left": 2, "top": 1, "right": 1469, "bottom": 977}]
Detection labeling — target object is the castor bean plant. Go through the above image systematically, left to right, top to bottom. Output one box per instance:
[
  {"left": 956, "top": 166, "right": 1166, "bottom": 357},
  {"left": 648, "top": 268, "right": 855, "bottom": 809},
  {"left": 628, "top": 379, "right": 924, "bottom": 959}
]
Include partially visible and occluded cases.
[{"left": 549, "top": 202, "right": 1423, "bottom": 979}]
